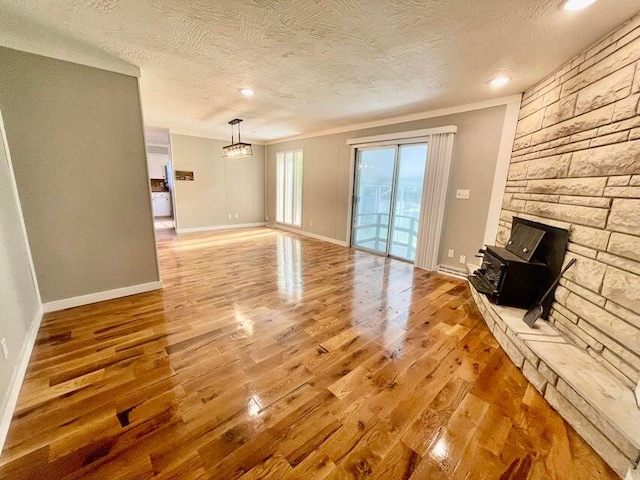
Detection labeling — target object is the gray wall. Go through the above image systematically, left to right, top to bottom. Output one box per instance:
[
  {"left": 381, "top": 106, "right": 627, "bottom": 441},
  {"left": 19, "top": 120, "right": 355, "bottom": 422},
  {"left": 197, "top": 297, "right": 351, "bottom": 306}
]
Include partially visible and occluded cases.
[
  {"left": 0, "top": 47, "right": 159, "bottom": 303},
  {"left": 266, "top": 105, "right": 507, "bottom": 268},
  {"left": 0, "top": 113, "right": 40, "bottom": 430},
  {"left": 171, "top": 134, "right": 265, "bottom": 231}
]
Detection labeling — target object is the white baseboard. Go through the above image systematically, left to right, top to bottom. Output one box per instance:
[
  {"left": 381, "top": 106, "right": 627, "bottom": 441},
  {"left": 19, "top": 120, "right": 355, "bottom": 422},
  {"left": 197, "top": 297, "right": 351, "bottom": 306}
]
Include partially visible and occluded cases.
[
  {"left": 176, "top": 222, "right": 266, "bottom": 234},
  {"left": 275, "top": 224, "right": 349, "bottom": 247},
  {"left": 437, "top": 264, "right": 469, "bottom": 279},
  {"left": 42, "top": 281, "right": 163, "bottom": 313},
  {"left": 0, "top": 304, "right": 43, "bottom": 454}
]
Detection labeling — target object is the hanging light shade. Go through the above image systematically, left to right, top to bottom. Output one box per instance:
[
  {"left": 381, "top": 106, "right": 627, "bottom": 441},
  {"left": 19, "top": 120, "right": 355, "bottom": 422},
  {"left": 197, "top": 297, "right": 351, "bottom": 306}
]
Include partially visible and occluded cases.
[{"left": 222, "top": 118, "right": 253, "bottom": 158}]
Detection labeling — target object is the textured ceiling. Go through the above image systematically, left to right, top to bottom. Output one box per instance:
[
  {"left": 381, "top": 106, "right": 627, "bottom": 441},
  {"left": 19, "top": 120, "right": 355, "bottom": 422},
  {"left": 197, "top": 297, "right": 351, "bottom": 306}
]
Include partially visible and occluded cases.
[{"left": 0, "top": 1, "right": 638, "bottom": 142}]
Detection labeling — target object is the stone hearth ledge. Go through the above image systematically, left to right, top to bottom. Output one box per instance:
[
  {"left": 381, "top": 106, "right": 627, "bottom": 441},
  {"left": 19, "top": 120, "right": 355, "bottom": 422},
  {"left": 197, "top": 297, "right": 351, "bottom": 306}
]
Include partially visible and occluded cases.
[{"left": 466, "top": 266, "right": 640, "bottom": 478}]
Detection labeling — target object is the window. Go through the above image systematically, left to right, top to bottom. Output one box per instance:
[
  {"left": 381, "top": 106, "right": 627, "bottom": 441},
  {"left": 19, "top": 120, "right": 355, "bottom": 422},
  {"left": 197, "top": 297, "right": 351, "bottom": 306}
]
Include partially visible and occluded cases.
[{"left": 276, "top": 150, "right": 303, "bottom": 227}]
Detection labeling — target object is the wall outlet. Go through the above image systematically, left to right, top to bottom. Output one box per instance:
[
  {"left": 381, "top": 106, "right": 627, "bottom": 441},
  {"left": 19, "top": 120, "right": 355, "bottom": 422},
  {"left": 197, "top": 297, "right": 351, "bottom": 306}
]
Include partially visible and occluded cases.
[
  {"left": 456, "top": 189, "right": 470, "bottom": 199},
  {"left": 228, "top": 213, "right": 232, "bottom": 219},
  {"left": 235, "top": 213, "right": 239, "bottom": 219},
  {"left": 266, "top": 215, "right": 269, "bottom": 221},
  {"left": 309, "top": 220, "right": 313, "bottom": 227},
  {"left": 448, "top": 249, "right": 454, "bottom": 258},
  {"left": 459, "top": 255, "right": 466, "bottom": 264},
  {"left": 1, "top": 339, "right": 8, "bottom": 360}
]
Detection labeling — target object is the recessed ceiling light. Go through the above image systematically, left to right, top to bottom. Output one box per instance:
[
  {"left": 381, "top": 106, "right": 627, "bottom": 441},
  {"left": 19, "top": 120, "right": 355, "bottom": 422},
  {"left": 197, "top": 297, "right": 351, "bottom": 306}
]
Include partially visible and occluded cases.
[
  {"left": 563, "top": 0, "right": 596, "bottom": 11},
  {"left": 489, "top": 76, "right": 510, "bottom": 87},
  {"left": 240, "top": 88, "right": 254, "bottom": 96}
]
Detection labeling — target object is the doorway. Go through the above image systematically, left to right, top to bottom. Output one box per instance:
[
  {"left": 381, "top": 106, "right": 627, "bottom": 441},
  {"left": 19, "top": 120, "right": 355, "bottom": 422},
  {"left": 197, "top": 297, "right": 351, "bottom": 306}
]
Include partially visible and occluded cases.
[
  {"left": 146, "top": 127, "right": 176, "bottom": 233},
  {"left": 351, "top": 143, "right": 428, "bottom": 262}
]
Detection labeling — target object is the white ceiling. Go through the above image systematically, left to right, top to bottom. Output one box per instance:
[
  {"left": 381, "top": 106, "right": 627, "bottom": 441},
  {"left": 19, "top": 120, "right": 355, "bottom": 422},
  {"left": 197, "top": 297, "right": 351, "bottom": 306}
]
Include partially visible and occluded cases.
[{"left": 0, "top": 1, "right": 638, "bottom": 142}]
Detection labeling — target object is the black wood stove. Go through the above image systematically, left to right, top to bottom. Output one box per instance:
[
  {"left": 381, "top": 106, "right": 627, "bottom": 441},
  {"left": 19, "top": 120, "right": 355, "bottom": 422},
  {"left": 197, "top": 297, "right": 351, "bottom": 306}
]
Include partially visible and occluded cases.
[{"left": 468, "top": 218, "right": 569, "bottom": 318}]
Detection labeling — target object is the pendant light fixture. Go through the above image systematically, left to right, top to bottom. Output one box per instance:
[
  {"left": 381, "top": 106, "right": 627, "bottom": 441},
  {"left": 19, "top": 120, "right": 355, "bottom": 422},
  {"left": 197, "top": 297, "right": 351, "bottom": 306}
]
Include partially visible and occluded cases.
[{"left": 222, "top": 118, "right": 253, "bottom": 158}]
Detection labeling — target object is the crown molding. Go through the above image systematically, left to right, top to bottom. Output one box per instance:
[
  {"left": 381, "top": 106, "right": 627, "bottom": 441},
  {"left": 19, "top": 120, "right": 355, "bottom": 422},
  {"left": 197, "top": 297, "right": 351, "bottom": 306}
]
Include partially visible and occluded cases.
[
  {"left": 265, "top": 94, "right": 523, "bottom": 146},
  {"left": 169, "top": 128, "right": 267, "bottom": 145}
]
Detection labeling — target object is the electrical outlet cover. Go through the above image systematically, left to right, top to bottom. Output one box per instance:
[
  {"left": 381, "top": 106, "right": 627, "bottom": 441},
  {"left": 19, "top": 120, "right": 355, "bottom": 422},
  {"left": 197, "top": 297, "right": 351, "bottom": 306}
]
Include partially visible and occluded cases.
[{"left": 448, "top": 249, "right": 454, "bottom": 258}]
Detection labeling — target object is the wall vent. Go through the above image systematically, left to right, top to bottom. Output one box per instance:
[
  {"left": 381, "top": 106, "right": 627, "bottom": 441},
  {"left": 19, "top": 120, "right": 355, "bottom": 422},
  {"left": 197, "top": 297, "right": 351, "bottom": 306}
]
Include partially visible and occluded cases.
[{"left": 437, "top": 264, "right": 468, "bottom": 279}]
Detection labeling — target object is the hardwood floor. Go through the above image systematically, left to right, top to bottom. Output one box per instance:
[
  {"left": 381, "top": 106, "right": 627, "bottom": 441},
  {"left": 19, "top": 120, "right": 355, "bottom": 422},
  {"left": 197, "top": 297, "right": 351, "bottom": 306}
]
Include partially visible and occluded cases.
[{"left": 0, "top": 227, "right": 618, "bottom": 479}]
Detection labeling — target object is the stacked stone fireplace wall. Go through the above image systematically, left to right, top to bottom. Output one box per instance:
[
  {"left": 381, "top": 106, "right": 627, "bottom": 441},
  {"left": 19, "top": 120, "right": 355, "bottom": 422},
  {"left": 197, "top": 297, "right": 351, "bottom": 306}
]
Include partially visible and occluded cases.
[{"left": 498, "top": 14, "right": 640, "bottom": 388}]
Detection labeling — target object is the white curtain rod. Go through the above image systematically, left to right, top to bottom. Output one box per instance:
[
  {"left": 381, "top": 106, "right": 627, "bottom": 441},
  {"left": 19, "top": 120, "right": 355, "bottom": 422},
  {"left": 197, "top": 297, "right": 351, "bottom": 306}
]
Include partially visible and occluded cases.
[{"left": 346, "top": 125, "right": 457, "bottom": 145}]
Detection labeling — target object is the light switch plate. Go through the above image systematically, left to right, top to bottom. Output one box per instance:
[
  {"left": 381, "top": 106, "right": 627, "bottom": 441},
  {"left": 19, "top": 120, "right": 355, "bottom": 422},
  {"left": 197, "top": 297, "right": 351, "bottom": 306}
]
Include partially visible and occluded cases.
[
  {"left": 456, "top": 189, "right": 470, "bottom": 199},
  {"left": 448, "top": 249, "right": 454, "bottom": 258}
]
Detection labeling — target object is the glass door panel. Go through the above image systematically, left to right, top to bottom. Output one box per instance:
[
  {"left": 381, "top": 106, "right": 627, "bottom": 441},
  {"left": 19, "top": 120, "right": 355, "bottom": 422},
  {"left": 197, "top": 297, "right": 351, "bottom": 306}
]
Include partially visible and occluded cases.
[
  {"left": 389, "top": 144, "right": 427, "bottom": 262},
  {"left": 352, "top": 147, "right": 396, "bottom": 254}
]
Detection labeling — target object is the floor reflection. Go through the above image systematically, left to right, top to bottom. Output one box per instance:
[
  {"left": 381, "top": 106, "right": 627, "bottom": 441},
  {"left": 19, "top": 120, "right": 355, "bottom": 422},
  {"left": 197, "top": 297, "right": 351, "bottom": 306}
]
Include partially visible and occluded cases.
[{"left": 277, "top": 235, "right": 303, "bottom": 302}]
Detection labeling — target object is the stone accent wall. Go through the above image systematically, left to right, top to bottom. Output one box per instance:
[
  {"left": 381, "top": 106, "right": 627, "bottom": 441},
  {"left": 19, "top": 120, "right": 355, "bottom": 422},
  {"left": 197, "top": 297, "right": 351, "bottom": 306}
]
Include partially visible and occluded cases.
[{"left": 498, "top": 14, "right": 640, "bottom": 387}]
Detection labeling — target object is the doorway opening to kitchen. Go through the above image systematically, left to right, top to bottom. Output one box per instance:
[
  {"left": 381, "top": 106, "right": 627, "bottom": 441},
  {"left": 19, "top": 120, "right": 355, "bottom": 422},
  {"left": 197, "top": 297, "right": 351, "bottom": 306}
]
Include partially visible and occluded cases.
[{"left": 146, "top": 127, "right": 175, "bottom": 232}]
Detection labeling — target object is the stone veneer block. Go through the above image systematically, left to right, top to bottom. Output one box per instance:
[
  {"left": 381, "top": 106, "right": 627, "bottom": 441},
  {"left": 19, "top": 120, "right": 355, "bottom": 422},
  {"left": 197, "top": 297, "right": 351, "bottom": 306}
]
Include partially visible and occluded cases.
[
  {"left": 562, "top": 37, "right": 640, "bottom": 96},
  {"left": 574, "top": 65, "right": 635, "bottom": 115},
  {"left": 613, "top": 93, "right": 640, "bottom": 122},
  {"left": 543, "top": 94, "right": 578, "bottom": 127},
  {"left": 532, "top": 104, "right": 615, "bottom": 145},
  {"left": 515, "top": 108, "right": 545, "bottom": 138},
  {"left": 569, "top": 140, "right": 640, "bottom": 177},
  {"left": 525, "top": 154, "right": 571, "bottom": 179},
  {"left": 609, "top": 175, "right": 632, "bottom": 186},
  {"left": 526, "top": 177, "right": 608, "bottom": 196},
  {"left": 604, "top": 186, "right": 640, "bottom": 198},
  {"left": 559, "top": 195, "right": 612, "bottom": 208},
  {"left": 608, "top": 199, "right": 640, "bottom": 235},
  {"left": 525, "top": 201, "right": 608, "bottom": 228},
  {"left": 570, "top": 225, "right": 611, "bottom": 250},
  {"left": 608, "top": 233, "right": 640, "bottom": 263},
  {"left": 563, "top": 252, "right": 607, "bottom": 292},
  {"left": 598, "top": 252, "right": 640, "bottom": 277},
  {"left": 601, "top": 267, "right": 640, "bottom": 313},
  {"left": 563, "top": 278, "right": 606, "bottom": 306},
  {"left": 567, "top": 293, "right": 639, "bottom": 354},
  {"left": 605, "top": 301, "right": 640, "bottom": 331},
  {"left": 492, "top": 304, "right": 559, "bottom": 337},
  {"left": 552, "top": 312, "right": 603, "bottom": 351},
  {"left": 578, "top": 319, "right": 640, "bottom": 372},
  {"left": 493, "top": 327, "right": 525, "bottom": 369},
  {"left": 506, "top": 329, "right": 540, "bottom": 367},
  {"left": 528, "top": 340, "right": 640, "bottom": 450},
  {"left": 523, "top": 360, "right": 547, "bottom": 394},
  {"left": 538, "top": 361, "right": 559, "bottom": 386},
  {"left": 556, "top": 378, "right": 640, "bottom": 461},
  {"left": 545, "top": 385, "right": 631, "bottom": 478}
]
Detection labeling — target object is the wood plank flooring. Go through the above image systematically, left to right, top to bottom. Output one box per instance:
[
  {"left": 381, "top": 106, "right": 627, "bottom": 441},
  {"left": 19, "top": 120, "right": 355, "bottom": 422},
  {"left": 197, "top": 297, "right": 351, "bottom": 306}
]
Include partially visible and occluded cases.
[{"left": 0, "top": 227, "right": 618, "bottom": 479}]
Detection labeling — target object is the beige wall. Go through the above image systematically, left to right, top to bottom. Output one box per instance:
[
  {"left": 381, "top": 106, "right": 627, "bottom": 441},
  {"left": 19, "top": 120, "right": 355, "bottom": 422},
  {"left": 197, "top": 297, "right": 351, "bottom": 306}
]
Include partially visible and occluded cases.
[
  {"left": 499, "top": 14, "right": 640, "bottom": 386},
  {"left": 0, "top": 47, "right": 159, "bottom": 303},
  {"left": 266, "top": 105, "right": 508, "bottom": 268},
  {"left": 0, "top": 112, "right": 40, "bottom": 435},
  {"left": 171, "top": 134, "right": 265, "bottom": 230}
]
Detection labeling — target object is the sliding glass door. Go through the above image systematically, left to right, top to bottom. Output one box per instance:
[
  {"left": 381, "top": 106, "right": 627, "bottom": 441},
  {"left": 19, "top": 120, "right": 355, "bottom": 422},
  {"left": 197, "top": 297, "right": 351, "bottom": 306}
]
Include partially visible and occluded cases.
[
  {"left": 351, "top": 143, "right": 428, "bottom": 262},
  {"left": 389, "top": 145, "right": 428, "bottom": 262},
  {"left": 351, "top": 147, "right": 396, "bottom": 254}
]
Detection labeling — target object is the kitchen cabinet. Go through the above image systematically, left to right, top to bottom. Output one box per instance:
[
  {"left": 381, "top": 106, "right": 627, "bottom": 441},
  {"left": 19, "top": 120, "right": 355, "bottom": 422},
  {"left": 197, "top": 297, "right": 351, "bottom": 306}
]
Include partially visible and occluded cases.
[{"left": 152, "top": 192, "right": 171, "bottom": 217}]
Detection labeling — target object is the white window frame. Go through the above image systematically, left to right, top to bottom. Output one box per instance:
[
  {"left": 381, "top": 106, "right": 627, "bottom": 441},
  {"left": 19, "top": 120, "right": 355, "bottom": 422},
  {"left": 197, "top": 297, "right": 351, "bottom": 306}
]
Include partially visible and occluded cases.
[{"left": 276, "top": 149, "right": 303, "bottom": 227}]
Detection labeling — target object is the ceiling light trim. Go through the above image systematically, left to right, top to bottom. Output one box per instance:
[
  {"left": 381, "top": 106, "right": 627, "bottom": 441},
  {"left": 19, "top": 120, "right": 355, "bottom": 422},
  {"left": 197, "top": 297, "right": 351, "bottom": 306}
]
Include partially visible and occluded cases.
[
  {"left": 563, "top": 0, "right": 597, "bottom": 11},
  {"left": 265, "top": 94, "right": 523, "bottom": 145}
]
